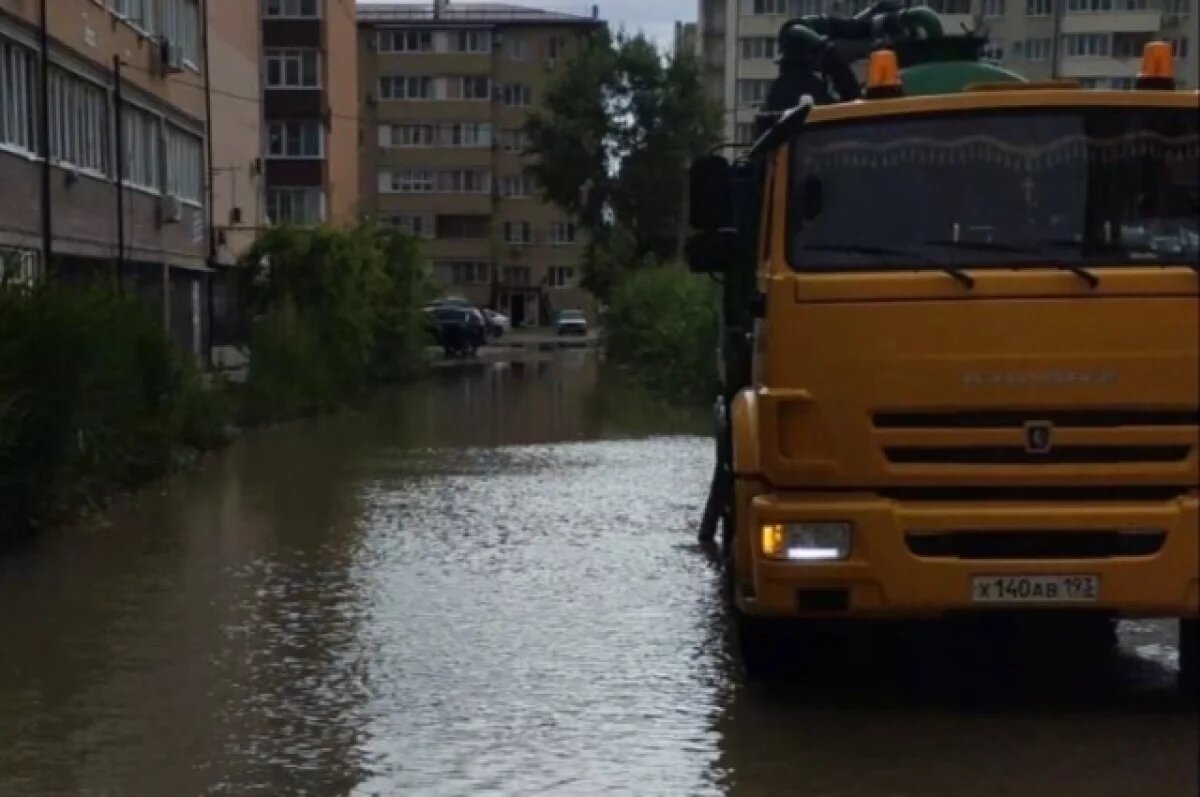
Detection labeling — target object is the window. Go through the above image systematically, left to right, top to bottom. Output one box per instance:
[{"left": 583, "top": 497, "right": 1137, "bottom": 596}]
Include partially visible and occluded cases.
[
  {"left": 110, "top": 0, "right": 151, "bottom": 31},
  {"left": 162, "top": 0, "right": 200, "bottom": 66},
  {"left": 263, "top": 0, "right": 320, "bottom": 18},
  {"left": 748, "top": 0, "right": 788, "bottom": 14},
  {"left": 791, "top": 0, "right": 823, "bottom": 15},
  {"left": 926, "top": 0, "right": 971, "bottom": 12},
  {"left": 981, "top": 0, "right": 1006, "bottom": 15},
  {"left": 1025, "top": 0, "right": 1053, "bottom": 14},
  {"left": 1066, "top": 0, "right": 1112, "bottom": 9},
  {"left": 1120, "top": 0, "right": 1149, "bottom": 7},
  {"left": 1165, "top": 0, "right": 1191, "bottom": 13},
  {"left": 378, "top": 30, "right": 432, "bottom": 53},
  {"left": 449, "top": 30, "right": 491, "bottom": 53},
  {"left": 1064, "top": 33, "right": 1111, "bottom": 57},
  {"left": 1114, "top": 33, "right": 1154, "bottom": 58},
  {"left": 507, "top": 36, "right": 529, "bottom": 60},
  {"left": 547, "top": 36, "right": 568, "bottom": 62},
  {"left": 1, "top": 37, "right": 38, "bottom": 154},
  {"left": 740, "top": 37, "right": 776, "bottom": 60},
  {"left": 1023, "top": 37, "right": 1052, "bottom": 60},
  {"left": 1170, "top": 37, "right": 1191, "bottom": 58},
  {"left": 981, "top": 40, "right": 1005, "bottom": 62},
  {"left": 265, "top": 49, "right": 321, "bottom": 88},
  {"left": 48, "top": 68, "right": 108, "bottom": 175},
  {"left": 379, "top": 74, "right": 432, "bottom": 100},
  {"left": 447, "top": 75, "right": 492, "bottom": 100},
  {"left": 737, "top": 79, "right": 771, "bottom": 105},
  {"left": 501, "top": 83, "right": 532, "bottom": 107},
  {"left": 122, "top": 104, "right": 160, "bottom": 191},
  {"left": 268, "top": 120, "right": 324, "bottom": 157},
  {"left": 439, "top": 122, "right": 492, "bottom": 147},
  {"left": 381, "top": 123, "right": 433, "bottom": 147},
  {"left": 736, "top": 123, "right": 757, "bottom": 143},
  {"left": 165, "top": 125, "right": 202, "bottom": 203},
  {"left": 499, "top": 128, "right": 529, "bottom": 153},
  {"left": 381, "top": 169, "right": 433, "bottom": 193},
  {"left": 436, "top": 169, "right": 490, "bottom": 193},
  {"left": 499, "top": 173, "right": 534, "bottom": 197},
  {"left": 268, "top": 187, "right": 324, "bottom": 225},
  {"left": 390, "top": 213, "right": 433, "bottom": 239},
  {"left": 436, "top": 215, "right": 490, "bottom": 239},
  {"left": 504, "top": 221, "right": 533, "bottom": 244},
  {"left": 548, "top": 222, "right": 577, "bottom": 245},
  {"left": 0, "top": 248, "right": 39, "bottom": 286},
  {"left": 437, "top": 261, "right": 490, "bottom": 285},
  {"left": 502, "top": 265, "right": 531, "bottom": 285},
  {"left": 547, "top": 266, "right": 576, "bottom": 288}
]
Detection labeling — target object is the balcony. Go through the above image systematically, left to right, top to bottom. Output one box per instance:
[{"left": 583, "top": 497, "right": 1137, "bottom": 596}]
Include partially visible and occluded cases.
[{"left": 1062, "top": 11, "right": 1162, "bottom": 34}]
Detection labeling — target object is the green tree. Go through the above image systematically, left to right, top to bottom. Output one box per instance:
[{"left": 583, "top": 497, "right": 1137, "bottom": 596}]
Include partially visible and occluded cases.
[{"left": 526, "top": 29, "right": 720, "bottom": 298}]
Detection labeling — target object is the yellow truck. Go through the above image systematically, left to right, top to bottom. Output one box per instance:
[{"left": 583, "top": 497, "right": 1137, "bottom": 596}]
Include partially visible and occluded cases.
[{"left": 688, "top": 6, "right": 1199, "bottom": 685}]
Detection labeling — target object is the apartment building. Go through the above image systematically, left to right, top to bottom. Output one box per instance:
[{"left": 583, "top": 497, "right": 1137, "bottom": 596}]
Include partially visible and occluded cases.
[
  {"left": 0, "top": 0, "right": 262, "bottom": 358},
  {"left": 261, "top": 0, "right": 359, "bottom": 227},
  {"left": 698, "top": 0, "right": 1198, "bottom": 145},
  {"left": 357, "top": 1, "right": 604, "bottom": 327}
]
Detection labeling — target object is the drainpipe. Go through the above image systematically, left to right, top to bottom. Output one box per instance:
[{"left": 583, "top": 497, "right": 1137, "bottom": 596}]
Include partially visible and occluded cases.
[
  {"left": 38, "top": 0, "right": 52, "bottom": 279},
  {"left": 202, "top": 0, "right": 216, "bottom": 368},
  {"left": 1050, "top": 0, "right": 1065, "bottom": 79},
  {"left": 113, "top": 55, "right": 126, "bottom": 294}
]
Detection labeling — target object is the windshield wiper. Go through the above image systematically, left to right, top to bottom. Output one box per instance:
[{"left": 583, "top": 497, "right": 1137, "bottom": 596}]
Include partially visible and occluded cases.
[
  {"left": 1041, "top": 239, "right": 1200, "bottom": 276},
  {"left": 925, "top": 240, "right": 1100, "bottom": 289},
  {"left": 801, "top": 244, "right": 975, "bottom": 289}
]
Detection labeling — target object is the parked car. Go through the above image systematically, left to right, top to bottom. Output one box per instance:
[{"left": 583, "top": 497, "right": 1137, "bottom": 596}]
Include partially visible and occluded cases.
[
  {"left": 424, "top": 306, "right": 487, "bottom": 357},
  {"left": 482, "top": 309, "right": 511, "bottom": 338},
  {"left": 555, "top": 309, "right": 588, "bottom": 337}
]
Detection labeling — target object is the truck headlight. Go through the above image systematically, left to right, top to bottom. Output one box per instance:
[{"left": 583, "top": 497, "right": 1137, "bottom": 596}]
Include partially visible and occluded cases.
[{"left": 761, "top": 522, "right": 852, "bottom": 561}]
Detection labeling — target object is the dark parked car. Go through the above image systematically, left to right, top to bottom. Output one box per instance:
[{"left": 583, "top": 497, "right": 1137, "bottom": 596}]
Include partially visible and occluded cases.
[{"left": 424, "top": 306, "right": 487, "bottom": 357}]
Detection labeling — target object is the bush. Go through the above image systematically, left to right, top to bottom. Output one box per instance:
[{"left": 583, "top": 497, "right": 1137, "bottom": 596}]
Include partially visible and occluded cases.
[
  {"left": 237, "top": 222, "right": 435, "bottom": 420},
  {"left": 602, "top": 265, "right": 719, "bottom": 403},
  {"left": 0, "top": 287, "right": 229, "bottom": 541}
]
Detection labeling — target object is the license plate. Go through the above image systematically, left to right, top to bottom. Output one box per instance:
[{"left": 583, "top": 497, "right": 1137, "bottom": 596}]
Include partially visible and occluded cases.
[{"left": 970, "top": 574, "right": 1099, "bottom": 604}]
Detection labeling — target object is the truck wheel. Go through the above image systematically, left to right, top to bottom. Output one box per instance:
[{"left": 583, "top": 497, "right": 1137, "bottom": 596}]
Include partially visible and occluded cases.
[{"left": 1179, "top": 618, "right": 1197, "bottom": 694}]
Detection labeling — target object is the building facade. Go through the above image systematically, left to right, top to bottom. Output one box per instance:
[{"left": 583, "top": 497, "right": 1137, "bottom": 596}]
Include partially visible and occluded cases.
[
  {"left": 0, "top": 0, "right": 265, "bottom": 358},
  {"left": 261, "top": 0, "right": 359, "bottom": 228},
  {"left": 698, "top": 0, "right": 1198, "bottom": 146},
  {"left": 357, "top": 1, "right": 604, "bottom": 327}
]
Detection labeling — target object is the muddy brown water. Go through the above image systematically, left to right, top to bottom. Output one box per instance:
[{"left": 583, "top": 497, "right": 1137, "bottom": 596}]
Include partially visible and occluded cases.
[{"left": 0, "top": 352, "right": 1195, "bottom": 797}]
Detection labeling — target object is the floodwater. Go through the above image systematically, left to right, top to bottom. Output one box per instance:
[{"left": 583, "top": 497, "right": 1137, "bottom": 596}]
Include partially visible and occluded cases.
[{"left": 0, "top": 351, "right": 1195, "bottom": 797}]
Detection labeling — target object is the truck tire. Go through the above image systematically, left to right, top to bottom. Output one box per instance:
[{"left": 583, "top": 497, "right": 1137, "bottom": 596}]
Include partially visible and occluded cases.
[
  {"left": 735, "top": 610, "right": 780, "bottom": 682},
  {"left": 1180, "top": 618, "right": 1197, "bottom": 694}
]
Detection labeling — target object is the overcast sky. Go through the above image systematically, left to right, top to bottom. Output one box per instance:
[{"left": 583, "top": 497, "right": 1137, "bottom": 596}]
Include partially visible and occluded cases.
[{"left": 357, "top": 1, "right": 695, "bottom": 48}]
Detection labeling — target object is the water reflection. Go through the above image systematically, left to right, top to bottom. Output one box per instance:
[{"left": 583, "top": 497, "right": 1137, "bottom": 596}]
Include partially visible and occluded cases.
[{"left": 0, "top": 352, "right": 1193, "bottom": 796}]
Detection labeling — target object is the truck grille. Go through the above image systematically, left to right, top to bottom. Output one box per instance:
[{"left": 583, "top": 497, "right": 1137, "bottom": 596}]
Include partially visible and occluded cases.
[
  {"left": 883, "top": 445, "right": 1191, "bottom": 465},
  {"left": 905, "top": 530, "right": 1166, "bottom": 560}
]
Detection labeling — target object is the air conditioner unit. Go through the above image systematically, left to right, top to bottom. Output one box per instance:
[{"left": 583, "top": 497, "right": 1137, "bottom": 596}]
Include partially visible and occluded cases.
[
  {"left": 159, "top": 38, "right": 185, "bottom": 74},
  {"left": 160, "top": 194, "right": 183, "bottom": 225}
]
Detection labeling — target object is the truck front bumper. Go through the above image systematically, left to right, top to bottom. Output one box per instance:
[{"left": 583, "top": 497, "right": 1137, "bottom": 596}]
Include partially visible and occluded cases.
[{"left": 739, "top": 491, "right": 1200, "bottom": 620}]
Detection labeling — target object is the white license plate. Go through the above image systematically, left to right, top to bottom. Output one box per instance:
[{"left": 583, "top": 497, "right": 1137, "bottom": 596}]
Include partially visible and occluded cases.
[{"left": 970, "top": 574, "right": 1099, "bottom": 604}]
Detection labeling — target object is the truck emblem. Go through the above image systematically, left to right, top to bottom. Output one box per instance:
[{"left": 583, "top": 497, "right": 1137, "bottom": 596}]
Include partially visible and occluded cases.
[{"left": 1024, "top": 421, "right": 1054, "bottom": 454}]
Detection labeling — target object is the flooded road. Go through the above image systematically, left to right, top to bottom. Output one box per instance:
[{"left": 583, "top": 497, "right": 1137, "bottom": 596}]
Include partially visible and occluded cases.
[{"left": 0, "top": 352, "right": 1195, "bottom": 796}]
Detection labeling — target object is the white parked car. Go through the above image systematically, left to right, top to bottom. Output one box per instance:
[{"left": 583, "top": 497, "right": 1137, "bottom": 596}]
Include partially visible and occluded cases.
[
  {"left": 482, "top": 309, "right": 511, "bottom": 338},
  {"left": 555, "top": 309, "right": 588, "bottom": 337}
]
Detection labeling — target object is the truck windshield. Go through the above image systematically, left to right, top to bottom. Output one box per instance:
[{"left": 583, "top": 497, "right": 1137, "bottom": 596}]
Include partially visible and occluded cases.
[{"left": 788, "top": 107, "right": 1199, "bottom": 270}]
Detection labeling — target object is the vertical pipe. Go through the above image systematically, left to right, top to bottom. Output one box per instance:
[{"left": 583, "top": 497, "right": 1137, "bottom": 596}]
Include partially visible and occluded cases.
[
  {"left": 38, "top": 0, "right": 52, "bottom": 279},
  {"left": 202, "top": 0, "right": 216, "bottom": 368},
  {"left": 1050, "top": 0, "right": 1064, "bottom": 79},
  {"left": 113, "top": 55, "right": 126, "bottom": 293}
]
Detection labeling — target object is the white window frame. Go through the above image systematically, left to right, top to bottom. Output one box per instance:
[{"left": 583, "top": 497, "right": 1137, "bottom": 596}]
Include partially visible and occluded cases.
[
  {"left": 109, "top": 0, "right": 153, "bottom": 34},
  {"left": 162, "top": 0, "right": 201, "bottom": 71},
  {"left": 262, "top": 0, "right": 321, "bottom": 19},
  {"left": 747, "top": 0, "right": 788, "bottom": 15},
  {"left": 981, "top": 0, "right": 1006, "bottom": 16},
  {"left": 1025, "top": 0, "right": 1053, "bottom": 15},
  {"left": 1066, "top": 0, "right": 1113, "bottom": 10},
  {"left": 448, "top": 29, "right": 491, "bottom": 54},
  {"left": 378, "top": 30, "right": 432, "bottom": 53},
  {"left": 1064, "top": 33, "right": 1111, "bottom": 57},
  {"left": 0, "top": 35, "right": 38, "bottom": 156},
  {"left": 506, "top": 36, "right": 529, "bottom": 60},
  {"left": 739, "top": 37, "right": 775, "bottom": 60},
  {"left": 264, "top": 48, "right": 322, "bottom": 89},
  {"left": 48, "top": 66, "right": 109, "bottom": 177},
  {"left": 378, "top": 74, "right": 432, "bottom": 100},
  {"left": 737, "top": 79, "right": 771, "bottom": 105},
  {"left": 501, "top": 83, "right": 531, "bottom": 108},
  {"left": 121, "top": 102, "right": 161, "bottom": 193},
  {"left": 268, "top": 119, "right": 325, "bottom": 158},
  {"left": 165, "top": 123, "right": 203, "bottom": 205},
  {"left": 500, "top": 128, "right": 528, "bottom": 153},
  {"left": 381, "top": 169, "right": 434, "bottom": 193},
  {"left": 436, "top": 169, "right": 490, "bottom": 194},
  {"left": 499, "top": 174, "right": 532, "bottom": 198},
  {"left": 267, "top": 187, "right": 325, "bottom": 225},
  {"left": 503, "top": 221, "right": 533, "bottom": 245},
  {"left": 548, "top": 222, "right": 577, "bottom": 246},
  {"left": 547, "top": 266, "right": 576, "bottom": 288}
]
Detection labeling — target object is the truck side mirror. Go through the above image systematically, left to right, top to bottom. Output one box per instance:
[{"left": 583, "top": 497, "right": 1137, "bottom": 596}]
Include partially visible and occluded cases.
[{"left": 689, "top": 155, "right": 734, "bottom": 231}]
